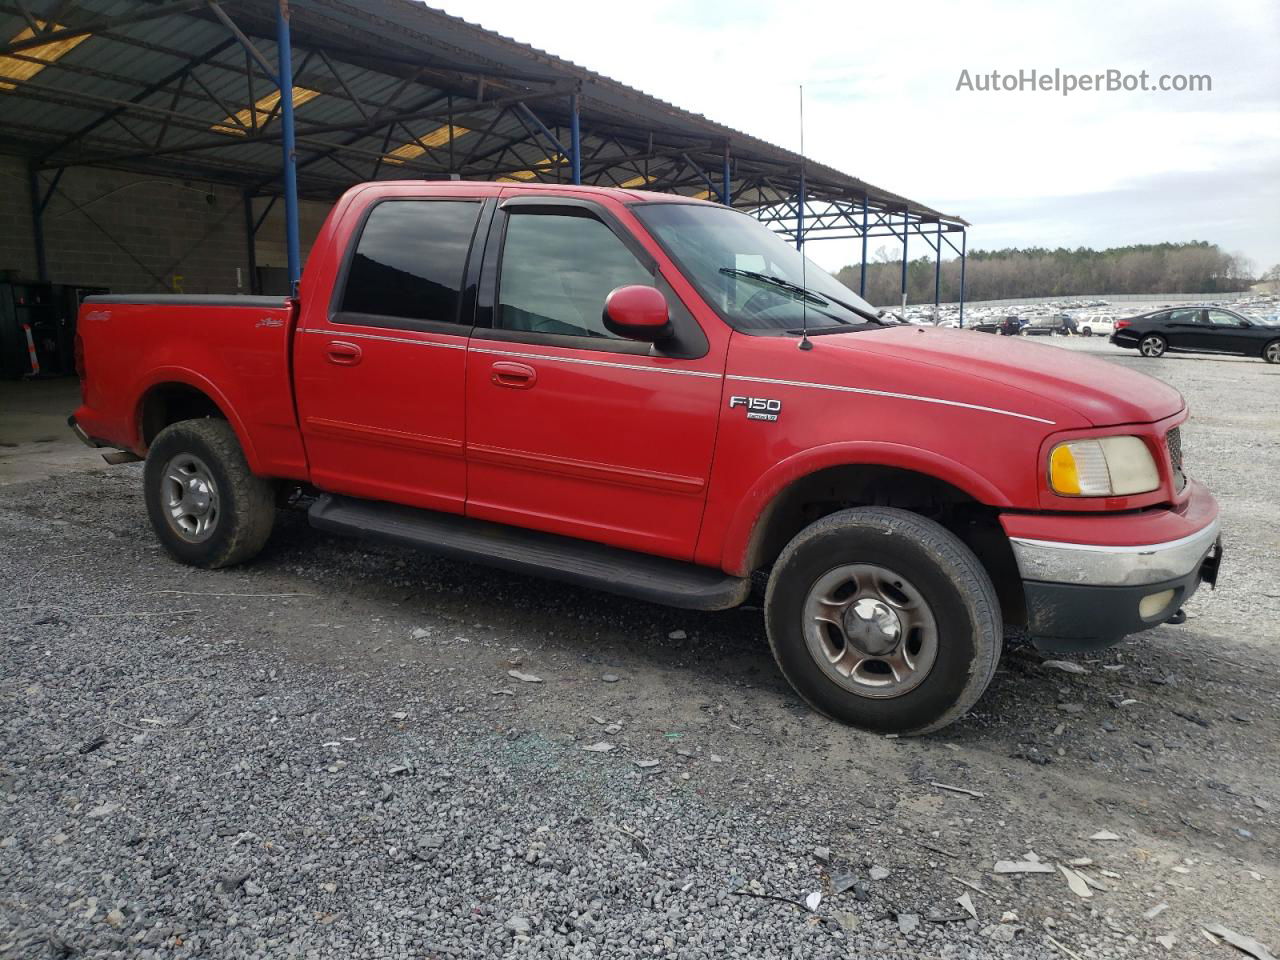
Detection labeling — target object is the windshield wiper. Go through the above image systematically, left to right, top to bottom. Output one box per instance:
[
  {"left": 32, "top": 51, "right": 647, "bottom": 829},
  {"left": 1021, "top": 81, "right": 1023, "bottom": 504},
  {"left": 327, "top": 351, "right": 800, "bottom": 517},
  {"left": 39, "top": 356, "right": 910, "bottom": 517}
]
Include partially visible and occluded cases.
[
  {"left": 718, "top": 267, "right": 885, "bottom": 326},
  {"left": 720, "top": 268, "right": 829, "bottom": 306},
  {"left": 782, "top": 323, "right": 877, "bottom": 336}
]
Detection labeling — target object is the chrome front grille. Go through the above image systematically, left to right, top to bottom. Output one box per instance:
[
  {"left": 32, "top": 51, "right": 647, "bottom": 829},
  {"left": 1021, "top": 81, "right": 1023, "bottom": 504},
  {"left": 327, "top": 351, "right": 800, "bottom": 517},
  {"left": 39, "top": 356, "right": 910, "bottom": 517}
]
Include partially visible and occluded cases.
[{"left": 1166, "top": 426, "right": 1185, "bottom": 490}]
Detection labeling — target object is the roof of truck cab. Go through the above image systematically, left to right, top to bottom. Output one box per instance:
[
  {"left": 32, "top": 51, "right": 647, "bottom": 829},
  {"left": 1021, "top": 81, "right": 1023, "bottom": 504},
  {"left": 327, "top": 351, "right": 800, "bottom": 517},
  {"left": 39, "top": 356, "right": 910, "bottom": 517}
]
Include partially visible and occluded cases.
[{"left": 369, "top": 180, "right": 722, "bottom": 205}]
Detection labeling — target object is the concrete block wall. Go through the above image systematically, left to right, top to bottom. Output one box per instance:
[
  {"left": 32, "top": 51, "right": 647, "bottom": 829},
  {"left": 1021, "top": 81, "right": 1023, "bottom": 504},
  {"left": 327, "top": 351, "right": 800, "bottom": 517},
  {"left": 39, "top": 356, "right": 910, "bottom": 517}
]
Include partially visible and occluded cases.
[
  {"left": 0, "top": 155, "right": 333, "bottom": 295},
  {"left": 0, "top": 157, "right": 38, "bottom": 281},
  {"left": 253, "top": 195, "right": 332, "bottom": 274}
]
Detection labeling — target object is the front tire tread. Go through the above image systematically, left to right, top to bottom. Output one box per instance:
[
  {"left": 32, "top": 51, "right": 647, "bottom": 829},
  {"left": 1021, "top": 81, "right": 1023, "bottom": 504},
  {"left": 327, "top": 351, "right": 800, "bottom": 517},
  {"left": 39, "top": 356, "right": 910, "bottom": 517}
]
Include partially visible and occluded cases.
[{"left": 764, "top": 507, "right": 1002, "bottom": 736}]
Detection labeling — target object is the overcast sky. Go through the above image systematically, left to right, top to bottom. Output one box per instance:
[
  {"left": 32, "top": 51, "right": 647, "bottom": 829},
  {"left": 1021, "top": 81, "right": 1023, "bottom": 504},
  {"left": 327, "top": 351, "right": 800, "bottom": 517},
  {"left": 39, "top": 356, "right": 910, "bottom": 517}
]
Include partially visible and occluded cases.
[{"left": 433, "top": 0, "right": 1280, "bottom": 274}]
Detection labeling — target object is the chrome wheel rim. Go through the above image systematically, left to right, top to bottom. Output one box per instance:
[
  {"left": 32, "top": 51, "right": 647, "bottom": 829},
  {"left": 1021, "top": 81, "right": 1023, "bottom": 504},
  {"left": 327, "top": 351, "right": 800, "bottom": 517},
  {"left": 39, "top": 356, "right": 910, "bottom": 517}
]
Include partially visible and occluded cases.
[
  {"left": 1140, "top": 337, "right": 1163, "bottom": 357},
  {"left": 1266, "top": 342, "right": 1280, "bottom": 363},
  {"left": 161, "top": 453, "right": 220, "bottom": 543},
  {"left": 802, "top": 563, "right": 939, "bottom": 699}
]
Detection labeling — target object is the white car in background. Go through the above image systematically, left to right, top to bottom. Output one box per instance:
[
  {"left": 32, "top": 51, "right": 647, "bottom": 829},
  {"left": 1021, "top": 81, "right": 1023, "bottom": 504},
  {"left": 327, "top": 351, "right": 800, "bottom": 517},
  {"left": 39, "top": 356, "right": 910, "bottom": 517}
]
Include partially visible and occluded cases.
[{"left": 1075, "top": 313, "right": 1115, "bottom": 337}]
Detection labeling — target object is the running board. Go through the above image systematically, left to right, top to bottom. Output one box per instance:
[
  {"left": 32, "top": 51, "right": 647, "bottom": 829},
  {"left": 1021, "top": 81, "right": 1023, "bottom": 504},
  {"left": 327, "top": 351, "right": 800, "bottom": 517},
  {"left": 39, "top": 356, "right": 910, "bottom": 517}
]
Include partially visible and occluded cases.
[{"left": 308, "top": 494, "right": 750, "bottom": 611}]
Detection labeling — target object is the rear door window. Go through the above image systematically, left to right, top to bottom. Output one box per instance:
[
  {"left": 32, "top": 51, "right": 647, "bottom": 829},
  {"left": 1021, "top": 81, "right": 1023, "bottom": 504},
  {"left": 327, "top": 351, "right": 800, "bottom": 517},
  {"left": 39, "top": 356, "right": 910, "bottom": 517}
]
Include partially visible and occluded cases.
[{"left": 338, "top": 199, "right": 482, "bottom": 327}]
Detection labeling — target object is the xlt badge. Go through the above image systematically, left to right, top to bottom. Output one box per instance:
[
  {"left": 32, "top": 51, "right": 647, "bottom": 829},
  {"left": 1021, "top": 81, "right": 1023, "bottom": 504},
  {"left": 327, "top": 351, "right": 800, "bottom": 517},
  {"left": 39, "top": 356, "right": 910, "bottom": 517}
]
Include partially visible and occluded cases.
[{"left": 729, "top": 395, "right": 781, "bottom": 422}]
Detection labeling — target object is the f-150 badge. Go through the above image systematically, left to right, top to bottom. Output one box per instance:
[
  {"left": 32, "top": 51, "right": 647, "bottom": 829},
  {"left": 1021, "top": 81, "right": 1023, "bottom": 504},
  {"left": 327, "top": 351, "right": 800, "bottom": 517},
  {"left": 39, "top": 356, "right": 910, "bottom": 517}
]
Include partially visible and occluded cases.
[{"left": 729, "top": 395, "right": 781, "bottom": 422}]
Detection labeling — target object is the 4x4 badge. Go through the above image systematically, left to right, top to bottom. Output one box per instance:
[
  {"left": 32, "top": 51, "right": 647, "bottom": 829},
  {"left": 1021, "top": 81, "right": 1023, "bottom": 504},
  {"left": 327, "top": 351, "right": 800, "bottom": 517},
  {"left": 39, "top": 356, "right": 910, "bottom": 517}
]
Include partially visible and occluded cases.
[{"left": 729, "top": 395, "right": 781, "bottom": 422}]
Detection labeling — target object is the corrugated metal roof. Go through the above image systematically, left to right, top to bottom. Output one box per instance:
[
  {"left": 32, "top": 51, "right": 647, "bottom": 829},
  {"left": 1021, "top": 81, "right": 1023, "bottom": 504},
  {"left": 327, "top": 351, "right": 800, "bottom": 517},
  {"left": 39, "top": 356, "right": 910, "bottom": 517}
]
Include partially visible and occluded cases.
[{"left": 0, "top": 0, "right": 965, "bottom": 225}]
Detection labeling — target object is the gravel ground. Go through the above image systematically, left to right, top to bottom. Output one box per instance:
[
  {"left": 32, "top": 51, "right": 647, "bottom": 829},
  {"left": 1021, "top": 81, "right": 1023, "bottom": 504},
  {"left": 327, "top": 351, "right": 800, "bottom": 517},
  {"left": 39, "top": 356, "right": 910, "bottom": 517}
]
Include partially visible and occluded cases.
[{"left": 2, "top": 341, "right": 1277, "bottom": 960}]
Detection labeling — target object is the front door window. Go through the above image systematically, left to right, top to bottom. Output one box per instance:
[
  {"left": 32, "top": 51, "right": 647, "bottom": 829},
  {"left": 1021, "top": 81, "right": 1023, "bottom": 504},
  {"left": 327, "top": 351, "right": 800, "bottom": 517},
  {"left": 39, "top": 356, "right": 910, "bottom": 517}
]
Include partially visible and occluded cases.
[{"left": 497, "top": 211, "right": 652, "bottom": 340}]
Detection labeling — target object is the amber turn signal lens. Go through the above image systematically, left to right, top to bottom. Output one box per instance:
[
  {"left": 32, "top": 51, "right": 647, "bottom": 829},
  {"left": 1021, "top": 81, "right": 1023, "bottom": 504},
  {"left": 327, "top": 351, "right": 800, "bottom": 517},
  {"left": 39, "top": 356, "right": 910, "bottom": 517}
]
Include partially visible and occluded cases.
[{"left": 1049, "top": 443, "right": 1082, "bottom": 495}]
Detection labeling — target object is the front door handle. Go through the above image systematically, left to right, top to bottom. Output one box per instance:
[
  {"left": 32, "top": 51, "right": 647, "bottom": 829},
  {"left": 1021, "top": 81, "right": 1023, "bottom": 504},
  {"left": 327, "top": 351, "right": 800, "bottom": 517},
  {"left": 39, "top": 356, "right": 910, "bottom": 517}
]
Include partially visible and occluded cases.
[
  {"left": 326, "top": 340, "right": 362, "bottom": 366},
  {"left": 491, "top": 361, "right": 537, "bottom": 389}
]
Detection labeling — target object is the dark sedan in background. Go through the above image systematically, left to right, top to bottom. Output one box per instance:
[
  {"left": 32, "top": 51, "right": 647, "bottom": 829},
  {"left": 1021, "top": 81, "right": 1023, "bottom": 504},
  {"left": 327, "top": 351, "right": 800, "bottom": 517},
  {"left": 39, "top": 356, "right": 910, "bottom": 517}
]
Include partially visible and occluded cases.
[{"left": 1111, "top": 306, "right": 1280, "bottom": 363}]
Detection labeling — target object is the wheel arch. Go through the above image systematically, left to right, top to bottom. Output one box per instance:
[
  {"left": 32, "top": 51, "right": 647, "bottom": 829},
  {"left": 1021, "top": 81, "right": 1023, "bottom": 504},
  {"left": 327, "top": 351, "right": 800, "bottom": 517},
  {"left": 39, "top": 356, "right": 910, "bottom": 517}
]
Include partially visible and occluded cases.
[
  {"left": 134, "top": 370, "right": 260, "bottom": 471},
  {"left": 726, "top": 444, "right": 1025, "bottom": 625}
]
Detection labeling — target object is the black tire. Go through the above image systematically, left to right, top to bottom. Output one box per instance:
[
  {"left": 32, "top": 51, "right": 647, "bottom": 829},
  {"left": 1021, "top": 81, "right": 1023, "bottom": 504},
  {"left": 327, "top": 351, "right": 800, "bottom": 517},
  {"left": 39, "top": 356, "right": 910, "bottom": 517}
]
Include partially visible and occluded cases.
[
  {"left": 1082, "top": 326, "right": 1093, "bottom": 337},
  {"left": 1139, "top": 333, "right": 1167, "bottom": 358},
  {"left": 1264, "top": 339, "right": 1280, "bottom": 364},
  {"left": 144, "top": 418, "right": 275, "bottom": 568},
  {"left": 764, "top": 507, "right": 1001, "bottom": 736}
]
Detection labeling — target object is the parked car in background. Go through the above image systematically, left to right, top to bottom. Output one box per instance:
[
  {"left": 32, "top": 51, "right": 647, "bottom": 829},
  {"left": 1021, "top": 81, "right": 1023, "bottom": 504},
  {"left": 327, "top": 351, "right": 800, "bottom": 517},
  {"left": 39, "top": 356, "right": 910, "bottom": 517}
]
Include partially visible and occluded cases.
[
  {"left": 1112, "top": 307, "right": 1280, "bottom": 363},
  {"left": 1020, "top": 314, "right": 1077, "bottom": 336},
  {"left": 1076, "top": 314, "right": 1115, "bottom": 337}
]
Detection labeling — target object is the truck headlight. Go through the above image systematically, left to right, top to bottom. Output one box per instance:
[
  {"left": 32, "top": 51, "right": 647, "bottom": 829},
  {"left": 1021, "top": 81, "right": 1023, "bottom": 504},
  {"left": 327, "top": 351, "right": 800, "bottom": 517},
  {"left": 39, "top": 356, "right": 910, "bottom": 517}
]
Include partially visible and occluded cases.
[{"left": 1048, "top": 436, "right": 1160, "bottom": 496}]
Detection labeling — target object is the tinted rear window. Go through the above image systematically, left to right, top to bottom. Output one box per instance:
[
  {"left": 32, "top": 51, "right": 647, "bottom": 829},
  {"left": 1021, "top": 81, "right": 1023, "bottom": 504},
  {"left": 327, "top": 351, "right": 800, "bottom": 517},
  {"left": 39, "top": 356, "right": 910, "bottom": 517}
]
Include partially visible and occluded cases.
[{"left": 339, "top": 199, "right": 481, "bottom": 324}]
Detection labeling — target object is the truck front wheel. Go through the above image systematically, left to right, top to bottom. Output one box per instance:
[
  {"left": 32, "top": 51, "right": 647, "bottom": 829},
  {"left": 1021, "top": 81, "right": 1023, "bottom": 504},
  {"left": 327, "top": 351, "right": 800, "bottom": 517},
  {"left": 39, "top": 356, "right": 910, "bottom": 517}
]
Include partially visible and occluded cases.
[
  {"left": 143, "top": 419, "right": 275, "bottom": 568},
  {"left": 765, "top": 507, "right": 1002, "bottom": 735}
]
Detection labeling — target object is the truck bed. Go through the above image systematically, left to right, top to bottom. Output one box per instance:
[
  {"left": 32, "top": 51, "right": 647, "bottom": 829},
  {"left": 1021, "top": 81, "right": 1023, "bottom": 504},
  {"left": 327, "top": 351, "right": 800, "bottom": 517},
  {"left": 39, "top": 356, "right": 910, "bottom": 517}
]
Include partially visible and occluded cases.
[{"left": 73, "top": 294, "right": 308, "bottom": 480}]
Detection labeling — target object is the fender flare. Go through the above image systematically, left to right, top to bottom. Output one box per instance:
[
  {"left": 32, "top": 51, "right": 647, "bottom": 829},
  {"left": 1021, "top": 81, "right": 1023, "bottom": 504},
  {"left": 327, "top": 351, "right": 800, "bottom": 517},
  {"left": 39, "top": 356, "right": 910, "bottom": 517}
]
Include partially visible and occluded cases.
[
  {"left": 131, "top": 367, "right": 262, "bottom": 473},
  {"left": 720, "top": 441, "right": 1013, "bottom": 574}
]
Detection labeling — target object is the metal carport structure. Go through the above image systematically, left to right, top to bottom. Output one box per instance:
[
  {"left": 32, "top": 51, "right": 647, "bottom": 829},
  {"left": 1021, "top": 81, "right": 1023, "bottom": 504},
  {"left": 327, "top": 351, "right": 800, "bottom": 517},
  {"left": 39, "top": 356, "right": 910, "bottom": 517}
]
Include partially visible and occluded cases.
[{"left": 0, "top": 0, "right": 969, "bottom": 316}]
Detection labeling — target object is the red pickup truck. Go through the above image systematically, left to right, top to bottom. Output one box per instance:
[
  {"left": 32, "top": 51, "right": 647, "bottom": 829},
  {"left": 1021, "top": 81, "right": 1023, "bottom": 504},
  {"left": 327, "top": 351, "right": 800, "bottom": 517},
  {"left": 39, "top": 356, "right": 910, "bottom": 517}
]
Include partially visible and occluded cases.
[{"left": 70, "top": 181, "right": 1222, "bottom": 734}]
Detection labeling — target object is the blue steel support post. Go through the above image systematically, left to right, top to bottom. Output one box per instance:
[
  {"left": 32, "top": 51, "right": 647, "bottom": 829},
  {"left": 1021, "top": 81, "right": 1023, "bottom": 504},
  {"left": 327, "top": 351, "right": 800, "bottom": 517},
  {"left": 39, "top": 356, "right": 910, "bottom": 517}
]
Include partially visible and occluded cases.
[
  {"left": 276, "top": 0, "right": 300, "bottom": 293},
  {"left": 569, "top": 93, "right": 581, "bottom": 185},
  {"left": 722, "top": 144, "right": 731, "bottom": 205},
  {"left": 795, "top": 169, "right": 805, "bottom": 250},
  {"left": 859, "top": 200, "right": 868, "bottom": 297},
  {"left": 899, "top": 209, "right": 909, "bottom": 311},
  {"left": 934, "top": 221, "right": 942, "bottom": 307},
  {"left": 959, "top": 228, "right": 967, "bottom": 328}
]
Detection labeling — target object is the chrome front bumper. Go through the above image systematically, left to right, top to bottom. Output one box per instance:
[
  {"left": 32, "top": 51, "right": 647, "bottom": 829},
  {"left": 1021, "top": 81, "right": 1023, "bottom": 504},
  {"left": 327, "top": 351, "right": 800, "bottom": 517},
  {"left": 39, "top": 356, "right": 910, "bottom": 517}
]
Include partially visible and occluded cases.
[{"left": 1010, "top": 518, "right": 1221, "bottom": 587}]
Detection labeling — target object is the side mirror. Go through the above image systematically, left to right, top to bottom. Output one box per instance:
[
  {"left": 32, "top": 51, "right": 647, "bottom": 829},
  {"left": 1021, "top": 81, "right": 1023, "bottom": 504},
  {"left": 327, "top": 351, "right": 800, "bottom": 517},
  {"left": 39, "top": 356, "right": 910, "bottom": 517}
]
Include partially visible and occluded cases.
[{"left": 603, "top": 285, "right": 673, "bottom": 342}]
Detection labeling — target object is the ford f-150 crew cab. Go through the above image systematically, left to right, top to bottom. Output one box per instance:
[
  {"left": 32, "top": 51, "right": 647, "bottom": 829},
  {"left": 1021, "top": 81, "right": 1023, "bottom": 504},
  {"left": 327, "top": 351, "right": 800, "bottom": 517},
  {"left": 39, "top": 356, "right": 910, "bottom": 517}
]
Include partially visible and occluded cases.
[{"left": 70, "top": 180, "right": 1222, "bottom": 735}]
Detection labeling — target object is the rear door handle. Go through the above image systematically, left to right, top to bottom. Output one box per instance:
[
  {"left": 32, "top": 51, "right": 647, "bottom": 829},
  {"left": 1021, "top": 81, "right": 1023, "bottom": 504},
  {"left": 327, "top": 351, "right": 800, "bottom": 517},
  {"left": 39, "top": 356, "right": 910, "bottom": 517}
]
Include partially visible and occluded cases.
[
  {"left": 326, "top": 340, "right": 362, "bottom": 366},
  {"left": 490, "top": 361, "right": 537, "bottom": 389}
]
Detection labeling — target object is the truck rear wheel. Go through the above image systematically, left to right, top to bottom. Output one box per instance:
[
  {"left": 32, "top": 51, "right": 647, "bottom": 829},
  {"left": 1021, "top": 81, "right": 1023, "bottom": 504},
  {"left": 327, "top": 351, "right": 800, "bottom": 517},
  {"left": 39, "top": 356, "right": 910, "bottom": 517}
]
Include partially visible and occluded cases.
[
  {"left": 144, "top": 419, "right": 275, "bottom": 568},
  {"left": 764, "top": 507, "right": 1001, "bottom": 735}
]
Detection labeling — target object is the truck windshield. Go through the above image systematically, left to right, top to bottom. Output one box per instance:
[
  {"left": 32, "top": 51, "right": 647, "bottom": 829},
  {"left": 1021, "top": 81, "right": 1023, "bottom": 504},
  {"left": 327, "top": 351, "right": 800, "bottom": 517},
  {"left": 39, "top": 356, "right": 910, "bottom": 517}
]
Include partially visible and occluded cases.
[{"left": 632, "top": 202, "right": 883, "bottom": 334}]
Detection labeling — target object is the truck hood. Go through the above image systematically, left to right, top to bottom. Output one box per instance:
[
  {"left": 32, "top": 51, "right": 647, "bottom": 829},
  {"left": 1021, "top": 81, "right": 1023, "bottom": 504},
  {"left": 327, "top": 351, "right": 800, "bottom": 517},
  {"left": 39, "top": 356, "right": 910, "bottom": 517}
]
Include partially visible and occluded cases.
[{"left": 820, "top": 326, "right": 1184, "bottom": 427}]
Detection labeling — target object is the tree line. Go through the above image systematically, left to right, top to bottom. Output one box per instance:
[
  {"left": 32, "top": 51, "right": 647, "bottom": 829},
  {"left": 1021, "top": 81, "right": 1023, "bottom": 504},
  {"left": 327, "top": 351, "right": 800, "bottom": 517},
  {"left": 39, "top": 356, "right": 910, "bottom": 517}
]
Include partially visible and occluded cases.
[{"left": 832, "top": 241, "right": 1259, "bottom": 306}]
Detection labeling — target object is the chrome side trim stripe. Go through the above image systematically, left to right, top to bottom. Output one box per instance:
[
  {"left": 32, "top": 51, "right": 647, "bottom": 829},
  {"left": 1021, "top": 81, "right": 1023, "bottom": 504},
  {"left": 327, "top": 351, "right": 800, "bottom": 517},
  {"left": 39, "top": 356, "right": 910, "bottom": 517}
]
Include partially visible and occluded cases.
[
  {"left": 297, "top": 327, "right": 466, "bottom": 350},
  {"left": 298, "top": 328, "right": 1054, "bottom": 421},
  {"left": 470, "top": 346, "right": 722, "bottom": 379},
  {"left": 725, "top": 374, "right": 1056, "bottom": 424},
  {"left": 304, "top": 416, "right": 463, "bottom": 456},
  {"left": 469, "top": 442, "right": 705, "bottom": 493}
]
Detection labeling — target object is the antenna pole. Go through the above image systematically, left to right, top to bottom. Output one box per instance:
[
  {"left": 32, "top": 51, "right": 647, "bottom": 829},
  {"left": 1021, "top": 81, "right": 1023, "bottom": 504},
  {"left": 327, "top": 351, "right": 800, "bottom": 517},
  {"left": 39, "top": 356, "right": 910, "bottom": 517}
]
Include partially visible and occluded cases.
[{"left": 797, "top": 84, "right": 812, "bottom": 351}]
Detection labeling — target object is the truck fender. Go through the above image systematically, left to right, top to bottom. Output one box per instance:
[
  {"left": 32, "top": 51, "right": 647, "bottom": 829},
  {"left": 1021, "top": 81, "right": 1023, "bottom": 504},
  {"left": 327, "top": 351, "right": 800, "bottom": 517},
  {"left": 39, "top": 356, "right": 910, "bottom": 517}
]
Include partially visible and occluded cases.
[
  {"left": 131, "top": 367, "right": 262, "bottom": 473},
  {"left": 719, "top": 441, "right": 1013, "bottom": 575}
]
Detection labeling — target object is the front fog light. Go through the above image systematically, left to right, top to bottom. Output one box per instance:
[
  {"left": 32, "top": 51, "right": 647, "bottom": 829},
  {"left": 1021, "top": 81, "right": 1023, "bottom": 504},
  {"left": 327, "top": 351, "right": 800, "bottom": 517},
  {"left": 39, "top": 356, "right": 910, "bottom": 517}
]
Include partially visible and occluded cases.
[{"left": 1138, "top": 589, "right": 1176, "bottom": 619}]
